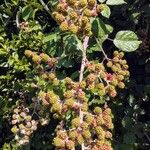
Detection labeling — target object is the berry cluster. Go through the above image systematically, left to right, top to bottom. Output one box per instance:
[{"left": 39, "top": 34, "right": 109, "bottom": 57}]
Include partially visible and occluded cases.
[
  {"left": 52, "top": 0, "right": 103, "bottom": 36},
  {"left": 24, "top": 50, "right": 57, "bottom": 67},
  {"left": 86, "top": 51, "right": 129, "bottom": 97},
  {"left": 11, "top": 106, "right": 38, "bottom": 145},
  {"left": 53, "top": 107, "right": 113, "bottom": 150}
]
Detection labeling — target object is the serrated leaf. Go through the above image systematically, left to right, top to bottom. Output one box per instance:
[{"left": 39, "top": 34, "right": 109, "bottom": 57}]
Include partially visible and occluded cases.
[
  {"left": 106, "top": 0, "right": 126, "bottom": 5},
  {"left": 101, "top": 4, "right": 111, "bottom": 18},
  {"left": 113, "top": 31, "right": 142, "bottom": 52}
]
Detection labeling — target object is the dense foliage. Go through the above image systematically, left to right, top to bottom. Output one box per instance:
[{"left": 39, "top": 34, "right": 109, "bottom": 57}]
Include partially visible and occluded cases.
[{"left": 0, "top": 0, "right": 149, "bottom": 150}]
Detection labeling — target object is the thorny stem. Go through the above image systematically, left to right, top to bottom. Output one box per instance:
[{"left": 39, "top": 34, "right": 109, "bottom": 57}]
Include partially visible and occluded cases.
[
  {"left": 39, "top": 0, "right": 51, "bottom": 14},
  {"left": 79, "top": 36, "right": 89, "bottom": 150},
  {"left": 79, "top": 36, "right": 89, "bottom": 82},
  {"left": 95, "top": 37, "right": 111, "bottom": 60}
]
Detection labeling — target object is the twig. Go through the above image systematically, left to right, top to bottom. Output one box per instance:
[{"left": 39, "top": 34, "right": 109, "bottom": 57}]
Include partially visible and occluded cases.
[
  {"left": 39, "top": 0, "right": 50, "bottom": 14},
  {"left": 16, "top": 10, "right": 20, "bottom": 28},
  {"left": 95, "top": 37, "right": 111, "bottom": 60},
  {"left": 144, "top": 132, "right": 150, "bottom": 143}
]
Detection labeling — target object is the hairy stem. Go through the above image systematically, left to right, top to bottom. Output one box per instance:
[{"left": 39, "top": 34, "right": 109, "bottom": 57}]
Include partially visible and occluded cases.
[
  {"left": 79, "top": 36, "right": 89, "bottom": 82},
  {"left": 79, "top": 36, "right": 89, "bottom": 150}
]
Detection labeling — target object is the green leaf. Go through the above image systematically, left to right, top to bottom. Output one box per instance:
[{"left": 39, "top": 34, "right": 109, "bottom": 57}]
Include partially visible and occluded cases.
[
  {"left": 106, "top": 0, "right": 126, "bottom": 5},
  {"left": 101, "top": 4, "right": 111, "bottom": 18},
  {"left": 21, "top": 6, "right": 33, "bottom": 21},
  {"left": 92, "top": 18, "right": 113, "bottom": 43},
  {"left": 113, "top": 31, "right": 142, "bottom": 52},
  {"left": 43, "top": 32, "right": 58, "bottom": 43},
  {"left": 123, "top": 133, "right": 136, "bottom": 145}
]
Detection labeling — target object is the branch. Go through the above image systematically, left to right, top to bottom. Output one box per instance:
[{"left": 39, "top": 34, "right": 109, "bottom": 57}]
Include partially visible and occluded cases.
[{"left": 79, "top": 36, "right": 89, "bottom": 82}]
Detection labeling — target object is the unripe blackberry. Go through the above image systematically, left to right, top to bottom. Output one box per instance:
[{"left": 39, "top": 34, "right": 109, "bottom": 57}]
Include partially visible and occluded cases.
[
  {"left": 66, "top": 0, "right": 77, "bottom": 5},
  {"left": 78, "top": 0, "right": 88, "bottom": 7},
  {"left": 88, "top": 0, "right": 96, "bottom": 7},
  {"left": 56, "top": 3, "right": 66, "bottom": 12},
  {"left": 97, "top": 4, "right": 104, "bottom": 13},
  {"left": 84, "top": 8, "right": 92, "bottom": 17},
  {"left": 69, "top": 11, "right": 78, "bottom": 19},
  {"left": 55, "top": 13, "right": 65, "bottom": 23},
  {"left": 81, "top": 16, "right": 89, "bottom": 25},
  {"left": 60, "top": 21, "right": 69, "bottom": 31},
  {"left": 84, "top": 23, "right": 92, "bottom": 32},
  {"left": 69, "top": 24, "right": 78, "bottom": 34},
  {"left": 24, "top": 50, "right": 33, "bottom": 57},
  {"left": 113, "top": 51, "right": 119, "bottom": 56},
  {"left": 119, "top": 52, "right": 124, "bottom": 58},
  {"left": 40, "top": 53, "right": 50, "bottom": 62},
  {"left": 32, "top": 55, "right": 41, "bottom": 64},
  {"left": 113, "top": 57, "right": 119, "bottom": 63},
  {"left": 120, "top": 60, "right": 127, "bottom": 65},
  {"left": 107, "top": 61, "right": 113, "bottom": 68},
  {"left": 95, "top": 63, "right": 104, "bottom": 71},
  {"left": 123, "top": 64, "right": 129, "bottom": 69},
  {"left": 111, "top": 65, "right": 118, "bottom": 72},
  {"left": 121, "top": 70, "right": 127, "bottom": 76},
  {"left": 125, "top": 70, "right": 130, "bottom": 76},
  {"left": 100, "top": 71, "right": 106, "bottom": 79},
  {"left": 48, "top": 73, "right": 56, "bottom": 80},
  {"left": 87, "top": 74, "right": 96, "bottom": 83},
  {"left": 117, "top": 75, "right": 124, "bottom": 81},
  {"left": 65, "top": 77, "right": 72, "bottom": 84},
  {"left": 53, "top": 78, "right": 59, "bottom": 86},
  {"left": 111, "top": 79, "right": 118, "bottom": 86},
  {"left": 79, "top": 81, "right": 86, "bottom": 89},
  {"left": 118, "top": 82, "right": 125, "bottom": 89},
  {"left": 97, "top": 83, "right": 104, "bottom": 89},
  {"left": 98, "top": 89, "right": 106, "bottom": 96},
  {"left": 47, "top": 90, "right": 55, "bottom": 98},
  {"left": 64, "top": 90, "right": 73, "bottom": 99},
  {"left": 109, "top": 90, "right": 117, "bottom": 98},
  {"left": 38, "top": 91, "right": 46, "bottom": 99},
  {"left": 49, "top": 96, "right": 58, "bottom": 104},
  {"left": 65, "top": 98, "right": 75, "bottom": 107},
  {"left": 51, "top": 102, "right": 61, "bottom": 113},
  {"left": 82, "top": 103, "right": 88, "bottom": 111},
  {"left": 94, "top": 107, "right": 102, "bottom": 115},
  {"left": 103, "top": 108, "right": 112, "bottom": 115},
  {"left": 84, "top": 115, "right": 94, "bottom": 124},
  {"left": 96, "top": 116, "right": 104, "bottom": 126},
  {"left": 71, "top": 117, "right": 80, "bottom": 127},
  {"left": 81, "top": 122, "right": 89, "bottom": 130},
  {"left": 11, "top": 126, "right": 18, "bottom": 134},
  {"left": 95, "top": 126, "right": 104, "bottom": 135},
  {"left": 82, "top": 129, "right": 91, "bottom": 139},
  {"left": 69, "top": 130, "right": 78, "bottom": 140},
  {"left": 105, "top": 131, "right": 112, "bottom": 139},
  {"left": 77, "top": 134, "right": 84, "bottom": 144},
  {"left": 53, "top": 137, "right": 65, "bottom": 148},
  {"left": 66, "top": 140, "right": 75, "bottom": 149}
]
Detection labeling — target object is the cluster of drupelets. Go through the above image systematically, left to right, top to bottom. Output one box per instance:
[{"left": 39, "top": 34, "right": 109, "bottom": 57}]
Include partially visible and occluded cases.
[
  {"left": 52, "top": 0, "right": 103, "bottom": 36},
  {"left": 11, "top": 1, "right": 130, "bottom": 149},
  {"left": 19, "top": 49, "right": 129, "bottom": 149},
  {"left": 11, "top": 106, "right": 38, "bottom": 145},
  {"left": 53, "top": 107, "right": 113, "bottom": 150}
]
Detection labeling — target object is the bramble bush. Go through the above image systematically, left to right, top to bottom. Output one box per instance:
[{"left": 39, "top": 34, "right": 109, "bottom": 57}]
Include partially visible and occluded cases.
[{"left": 0, "top": 0, "right": 149, "bottom": 150}]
